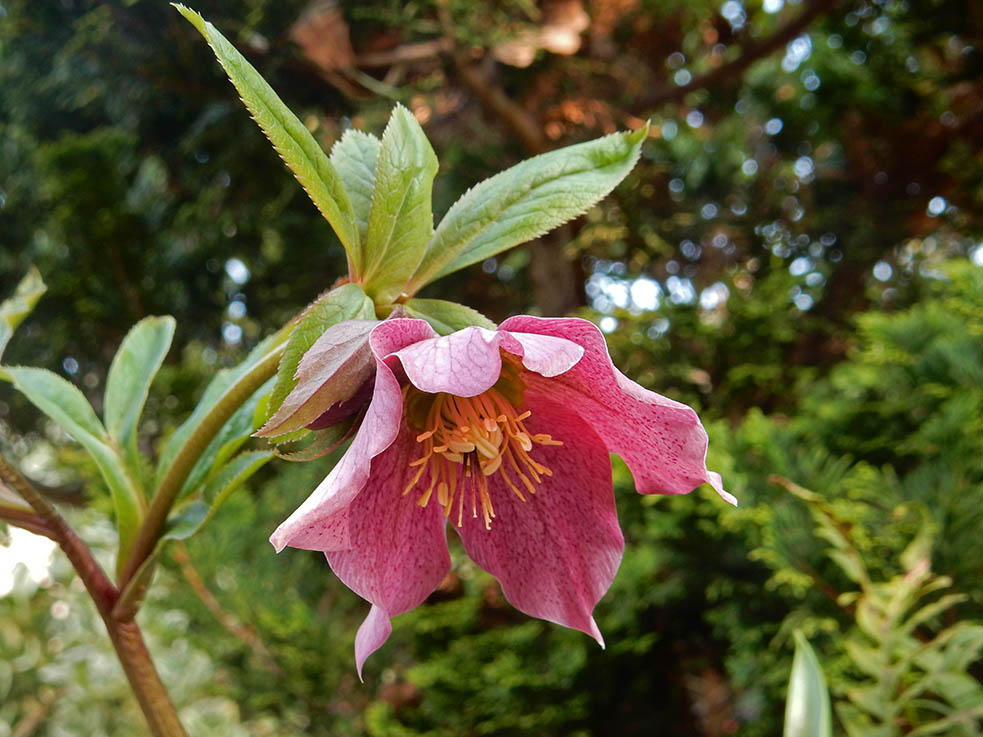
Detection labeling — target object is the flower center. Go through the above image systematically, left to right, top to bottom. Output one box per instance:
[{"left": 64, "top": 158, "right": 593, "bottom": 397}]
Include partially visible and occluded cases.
[{"left": 401, "top": 377, "right": 561, "bottom": 530}]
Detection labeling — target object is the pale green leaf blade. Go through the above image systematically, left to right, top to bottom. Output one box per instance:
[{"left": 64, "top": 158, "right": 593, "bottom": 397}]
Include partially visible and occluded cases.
[
  {"left": 173, "top": 5, "right": 359, "bottom": 255},
  {"left": 361, "top": 104, "right": 438, "bottom": 303},
  {"left": 407, "top": 126, "right": 647, "bottom": 293},
  {"left": 329, "top": 130, "right": 382, "bottom": 254},
  {"left": 0, "top": 266, "right": 46, "bottom": 362},
  {"left": 264, "top": 283, "right": 376, "bottom": 426},
  {"left": 402, "top": 298, "right": 496, "bottom": 335},
  {"left": 104, "top": 316, "right": 176, "bottom": 475},
  {"left": 5, "top": 367, "right": 144, "bottom": 563},
  {"left": 784, "top": 631, "right": 833, "bottom": 737}
]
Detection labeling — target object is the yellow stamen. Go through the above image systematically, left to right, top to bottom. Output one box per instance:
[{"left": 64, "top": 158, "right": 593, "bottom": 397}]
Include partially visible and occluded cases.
[{"left": 401, "top": 381, "right": 561, "bottom": 530}]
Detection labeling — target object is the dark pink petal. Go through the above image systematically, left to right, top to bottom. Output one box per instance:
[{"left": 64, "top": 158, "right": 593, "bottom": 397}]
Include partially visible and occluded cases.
[
  {"left": 500, "top": 315, "right": 735, "bottom": 505},
  {"left": 269, "top": 319, "right": 436, "bottom": 553},
  {"left": 455, "top": 395, "right": 623, "bottom": 643},
  {"left": 326, "top": 426, "right": 451, "bottom": 677}
]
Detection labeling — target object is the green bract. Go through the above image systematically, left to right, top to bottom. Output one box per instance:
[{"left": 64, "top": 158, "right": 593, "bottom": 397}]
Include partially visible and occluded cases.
[{"left": 174, "top": 4, "right": 645, "bottom": 309}]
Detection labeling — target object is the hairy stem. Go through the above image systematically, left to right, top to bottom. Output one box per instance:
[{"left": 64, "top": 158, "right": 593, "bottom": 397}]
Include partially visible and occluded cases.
[
  {"left": 119, "top": 342, "right": 285, "bottom": 586},
  {"left": 0, "top": 455, "right": 188, "bottom": 737}
]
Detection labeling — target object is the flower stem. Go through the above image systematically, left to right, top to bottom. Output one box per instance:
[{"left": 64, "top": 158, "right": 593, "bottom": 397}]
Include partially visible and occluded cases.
[
  {"left": 119, "top": 342, "right": 285, "bottom": 587},
  {"left": 0, "top": 454, "right": 189, "bottom": 737}
]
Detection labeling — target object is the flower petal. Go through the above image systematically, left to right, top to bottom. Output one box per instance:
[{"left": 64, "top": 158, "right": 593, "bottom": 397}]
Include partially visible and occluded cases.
[
  {"left": 500, "top": 315, "right": 734, "bottom": 504},
  {"left": 269, "top": 319, "right": 436, "bottom": 553},
  {"left": 392, "top": 325, "right": 504, "bottom": 397},
  {"left": 499, "top": 331, "right": 584, "bottom": 377},
  {"left": 455, "top": 395, "right": 623, "bottom": 643},
  {"left": 326, "top": 426, "right": 451, "bottom": 674},
  {"left": 354, "top": 605, "right": 392, "bottom": 680}
]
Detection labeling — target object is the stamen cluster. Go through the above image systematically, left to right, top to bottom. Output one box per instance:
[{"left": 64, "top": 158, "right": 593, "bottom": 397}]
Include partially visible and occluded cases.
[{"left": 402, "top": 386, "right": 561, "bottom": 529}]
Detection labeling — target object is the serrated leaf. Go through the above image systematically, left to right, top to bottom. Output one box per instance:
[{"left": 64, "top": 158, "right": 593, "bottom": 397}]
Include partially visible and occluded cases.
[
  {"left": 173, "top": 5, "right": 359, "bottom": 255},
  {"left": 361, "top": 105, "right": 438, "bottom": 303},
  {"left": 406, "top": 126, "right": 647, "bottom": 293},
  {"left": 330, "top": 129, "right": 381, "bottom": 253},
  {"left": 0, "top": 266, "right": 46, "bottom": 362},
  {"left": 265, "top": 283, "right": 375, "bottom": 426},
  {"left": 402, "top": 298, "right": 497, "bottom": 335},
  {"left": 104, "top": 316, "right": 176, "bottom": 477},
  {"left": 256, "top": 319, "right": 376, "bottom": 438},
  {"left": 157, "top": 331, "right": 280, "bottom": 486},
  {"left": 4, "top": 367, "right": 144, "bottom": 566},
  {"left": 273, "top": 422, "right": 353, "bottom": 462},
  {"left": 784, "top": 631, "right": 833, "bottom": 737}
]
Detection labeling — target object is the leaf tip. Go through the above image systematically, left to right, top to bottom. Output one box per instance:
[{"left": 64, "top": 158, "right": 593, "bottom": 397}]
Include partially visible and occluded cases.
[{"left": 171, "top": 3, "right": 207, "bottom": 34}]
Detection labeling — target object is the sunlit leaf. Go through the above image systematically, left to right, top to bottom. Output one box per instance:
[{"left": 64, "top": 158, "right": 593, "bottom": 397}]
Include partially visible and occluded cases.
[
  {"left": 173, "top": 5, "right": 359, "bottom": 256},
  {"left": 360, "top": 105, "right": 438, "bottom": 303},
  {"left": 406, "top": 125, "right": 647, "bottom": 293},
  {"left": 329, "top": 129, "right": 381, "bottom": 253},
  {"left": 0, "top": 266, "right": 46, "bottom": 365},
  {"left": 104, "top": 316, "right": 176, "bottom": 477},
  {"left": 4, "top": 367, "right": 144, "bottom": 567},
  {"left": 784, "top": 631, "right": 833, "bottom": 737}
]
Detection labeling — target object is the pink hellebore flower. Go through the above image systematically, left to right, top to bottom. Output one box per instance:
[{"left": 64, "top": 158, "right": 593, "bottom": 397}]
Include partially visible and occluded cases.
[{"left": 270, "top": 315, "right": 734, "bottom": 676}]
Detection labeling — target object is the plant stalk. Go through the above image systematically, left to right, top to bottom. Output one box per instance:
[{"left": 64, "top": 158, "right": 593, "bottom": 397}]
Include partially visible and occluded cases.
[
  {"left": 119, "top": 342, "right": 285, "bottom": 586},
  {"left": 0, "top": 454, "right": 189, "bottom": 737}
]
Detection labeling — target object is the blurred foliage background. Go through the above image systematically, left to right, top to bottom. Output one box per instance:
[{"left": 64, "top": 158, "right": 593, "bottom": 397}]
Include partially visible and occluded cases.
[{"left": 1, "top": 0, "right": 981, "bottom": 734}]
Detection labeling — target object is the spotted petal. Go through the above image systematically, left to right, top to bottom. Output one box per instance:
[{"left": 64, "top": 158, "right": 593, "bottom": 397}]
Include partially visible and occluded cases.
[
  {"left": 500, "top": 315, "right": 735, "bottom": 504},
  {"left": 269, "top": 319, "right": 436, "bottom": 552},
  {"left": 455, "top": 395, "right": 623, "bottom": 642},
  {"left": 325, "top": 425, "right": 451, "bottom": 678}
]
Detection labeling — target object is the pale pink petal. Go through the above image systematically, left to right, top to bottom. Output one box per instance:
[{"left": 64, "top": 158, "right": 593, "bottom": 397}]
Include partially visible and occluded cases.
[
  {"left": 500, "top": 315, "right": 733, "bottom": 504},
  {"left": 269, "top": 319, "right": 436, "bottom": 553},
  {"left": 392, "top": 326, "right": 504, "bottom": 397},
  {"left": 499, "top": 331, "right": 584, "bottom": 377},
  {"left": 455, "top": 396, "right": 623, "bottom": 643},
  {"left": 326, "top": 426, "right": 451, "bottom": 674},
  {"left": 355, "top": 605, "right": 392, "bottom": 680}
]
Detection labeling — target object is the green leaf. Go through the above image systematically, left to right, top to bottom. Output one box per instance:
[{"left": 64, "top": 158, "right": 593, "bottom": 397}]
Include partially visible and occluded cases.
[
  {"left": 173, "top": 5, "right": 359, "bottom": 255},
  {"left": 361, "top": 104, "right": 438, "bottom": 303},
  {"left": 406, "top": 125, "right": 647, "bottom": 293},
  {"left": 329, "top": 129, "right": 381, "bottom": 252},
  {"left": 0, "top": 266, "right": 46, "bottom": 363},
  {"left": 265, "top": 283, "right": 376, "bottom": 426},
  {"left": 402, "top": 298, "right": 497, "bottom": 335},
  {"left": 104, "top": 316, "right": 176, "bottom": 477},
  {"left": 157, "top": 331, "right": 280, "bottom": 486},
  {"left": 4, "top": 367, "right": 144, "bottom": 566},
  {"left": 177, "top": 375, "right": 273, "bottom": 499},
  {"left": 273, "top": 421, "right": 353, "bottom": 462},
  {"left": 158, "top": 450, "right": 272, "bottom": 547},
  {"left": 784, "top": 631, "right": 833, "bottom": 737}
]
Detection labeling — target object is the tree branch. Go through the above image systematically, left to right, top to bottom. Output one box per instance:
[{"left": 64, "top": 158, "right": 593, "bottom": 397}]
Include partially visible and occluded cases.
[{"left": 635, "top": 0, "right": 841, "bottom": 110}]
